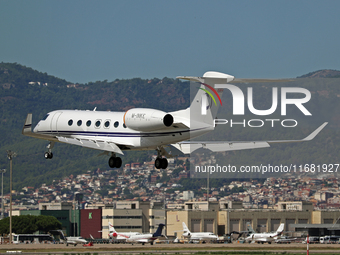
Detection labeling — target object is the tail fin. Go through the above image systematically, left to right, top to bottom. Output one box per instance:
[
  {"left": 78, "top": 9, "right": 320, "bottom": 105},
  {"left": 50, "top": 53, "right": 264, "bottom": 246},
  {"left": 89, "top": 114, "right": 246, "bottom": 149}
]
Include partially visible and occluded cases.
[
  {"left": 177, "top": 71, "right": 234, "bottom": 126},
  {"left": 108, "top": 222, "right": 116, "bottom": 233},
  {"left": 182, "top": 222, "right": 191, "bottom": 234},
  {"left": 246, "top": 222, "right": 255, "bottom": 233},
  {"left": 153, "top": 223, "right": 165, "bottom": 237},
  {"left": 276, "top": 223, "right": 284, "bottom": 234}
]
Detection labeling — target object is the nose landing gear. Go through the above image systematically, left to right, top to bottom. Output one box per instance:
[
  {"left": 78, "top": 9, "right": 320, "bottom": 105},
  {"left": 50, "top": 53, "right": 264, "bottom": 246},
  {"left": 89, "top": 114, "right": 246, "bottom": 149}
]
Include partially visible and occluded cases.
[{"left": 44, "top": 142, "right": 54, "bottom": 159}]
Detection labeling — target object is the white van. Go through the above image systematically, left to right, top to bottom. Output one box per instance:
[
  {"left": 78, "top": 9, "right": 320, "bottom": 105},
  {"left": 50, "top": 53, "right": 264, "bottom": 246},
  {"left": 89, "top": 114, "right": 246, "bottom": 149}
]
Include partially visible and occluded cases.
[{"left": 319, "top": 236, "right": 340, "bottom": 244}]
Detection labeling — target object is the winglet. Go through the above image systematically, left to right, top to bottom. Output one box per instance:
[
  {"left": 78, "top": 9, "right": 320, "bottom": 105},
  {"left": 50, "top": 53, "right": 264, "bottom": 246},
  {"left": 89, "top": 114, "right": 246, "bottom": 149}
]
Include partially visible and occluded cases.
[
  {"left": 22, "top": 113, "right": 33, "bottom": 135},
  {"left": 268, "top": 122, "right": 328, "bottom": 144},
  {"left": 302, "top": 122, "right": 328, "bottom": 141}
]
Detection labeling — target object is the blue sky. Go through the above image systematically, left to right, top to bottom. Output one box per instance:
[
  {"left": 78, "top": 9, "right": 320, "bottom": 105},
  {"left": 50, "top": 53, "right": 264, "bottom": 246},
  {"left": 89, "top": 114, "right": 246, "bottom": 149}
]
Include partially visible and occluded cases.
[{"left": 1, "top": 0, "right": 340, "bottom": 83}]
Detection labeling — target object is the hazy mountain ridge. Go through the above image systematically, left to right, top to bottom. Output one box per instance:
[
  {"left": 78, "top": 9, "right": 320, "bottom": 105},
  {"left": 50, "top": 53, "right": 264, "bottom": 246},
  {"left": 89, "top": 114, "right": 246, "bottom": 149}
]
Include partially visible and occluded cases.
[{"left": 297, "top": 69, "right": 340, "bottom": 78}]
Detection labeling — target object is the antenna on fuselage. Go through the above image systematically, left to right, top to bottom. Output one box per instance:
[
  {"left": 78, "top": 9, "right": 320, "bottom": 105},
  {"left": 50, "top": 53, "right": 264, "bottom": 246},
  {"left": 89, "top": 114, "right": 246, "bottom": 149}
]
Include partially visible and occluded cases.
[{"left": 93, "top": 107, "right": 97, "bottom": 111}]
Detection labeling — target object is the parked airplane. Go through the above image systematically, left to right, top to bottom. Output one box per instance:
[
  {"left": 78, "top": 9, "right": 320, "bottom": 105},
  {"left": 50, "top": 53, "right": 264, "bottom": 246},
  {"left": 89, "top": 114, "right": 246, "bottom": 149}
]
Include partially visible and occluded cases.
[
  {"left": 22, "top": 71, "right": 327, "bottom": 169},
  {"left": 108, "top": 221, "right": 139, "bottom": 240},
  {"left": 182, "top": 222, "right": 218, "bottom": 242},
  {"left": 126, "top": 223, "right": 165, "bottom": 245},
  {"left": 245, "top": 223, "right": 284, "bottom": 244},
  {"left": 54, "top": 230, "right": 90, "bottom": 246},
  {"left": 64, "top": 236, "right": 88, "bottom": 246}
]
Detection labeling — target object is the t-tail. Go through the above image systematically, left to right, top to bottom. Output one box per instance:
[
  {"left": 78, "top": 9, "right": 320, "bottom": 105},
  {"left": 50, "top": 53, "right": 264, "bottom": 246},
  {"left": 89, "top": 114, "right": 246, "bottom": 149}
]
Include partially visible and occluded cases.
[
  {"left": 177, "top": 71, "right": 234, "bottom": 126},
  {"left": 108, "top": 222, "right": 117, "bottom": 238},
  {"left": 182, "top": 222, "right": 191, "bottom": 235},
  {"left": 246, "top": 222, "right": 256, "bottom": 234},
  {"left": 152, "top": 223, "right": 165, "bottom": 238},
  {"left": 276, "top": 223, "right": 284, "bottom": 235}
]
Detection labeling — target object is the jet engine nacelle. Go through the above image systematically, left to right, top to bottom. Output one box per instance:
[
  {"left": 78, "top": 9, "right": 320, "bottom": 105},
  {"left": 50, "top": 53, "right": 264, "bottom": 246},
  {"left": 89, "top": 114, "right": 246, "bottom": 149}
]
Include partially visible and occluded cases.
[{"left": 124, "top": 108, "right": 174, "bottom": 131}]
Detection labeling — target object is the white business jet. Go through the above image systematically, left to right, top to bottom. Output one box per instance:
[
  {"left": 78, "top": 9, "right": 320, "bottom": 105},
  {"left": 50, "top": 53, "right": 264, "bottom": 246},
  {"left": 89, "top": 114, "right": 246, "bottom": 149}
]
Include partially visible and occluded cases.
[
  {"left": 22, "top": 71, "right": 327, "bottom": 169},
  {"left": 107, "top": 222, "right": 139, "bottom": 241},
  {"left": 182, "top": 222, "right": 218, "bottom": 242},
  {"left": 126, "top": 223, "right": 165, "bottom": 245},
  {"left": 245, "top": 223, "right": 284, "bottom": 244}
]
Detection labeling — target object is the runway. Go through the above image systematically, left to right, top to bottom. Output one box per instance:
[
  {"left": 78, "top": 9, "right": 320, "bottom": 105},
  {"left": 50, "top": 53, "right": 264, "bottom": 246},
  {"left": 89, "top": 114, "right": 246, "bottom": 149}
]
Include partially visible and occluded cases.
[{"left": 1, "top": 242, "right": 340, "bottom": 254}]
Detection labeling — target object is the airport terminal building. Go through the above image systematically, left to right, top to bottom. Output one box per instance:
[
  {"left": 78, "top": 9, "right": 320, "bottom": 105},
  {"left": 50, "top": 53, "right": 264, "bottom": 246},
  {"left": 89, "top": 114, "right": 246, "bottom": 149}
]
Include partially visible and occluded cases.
[{"left": 12, "top": 200, "right": 340, "bottom": 239}]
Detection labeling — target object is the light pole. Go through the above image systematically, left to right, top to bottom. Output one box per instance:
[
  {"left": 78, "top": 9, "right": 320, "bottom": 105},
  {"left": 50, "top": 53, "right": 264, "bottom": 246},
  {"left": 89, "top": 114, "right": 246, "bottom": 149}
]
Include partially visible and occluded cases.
[
  {"left": 7, "top": 150, "right": 16, "bottom": 244},
  {"left": 0, "top": 169, "right": 6, "bottom": 220}
]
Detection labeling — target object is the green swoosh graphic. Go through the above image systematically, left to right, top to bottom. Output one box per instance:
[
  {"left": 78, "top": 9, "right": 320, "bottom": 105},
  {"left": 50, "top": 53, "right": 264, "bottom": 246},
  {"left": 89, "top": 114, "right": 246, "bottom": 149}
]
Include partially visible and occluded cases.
[{"left": 199, "top": 88, "right": 217, "bottom": 105}]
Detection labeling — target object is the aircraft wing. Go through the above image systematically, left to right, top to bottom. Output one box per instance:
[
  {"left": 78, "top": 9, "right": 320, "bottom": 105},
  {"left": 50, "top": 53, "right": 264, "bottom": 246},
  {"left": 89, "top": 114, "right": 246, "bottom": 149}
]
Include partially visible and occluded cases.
[
  {"left": 172, "top": 122, "right": 328, "bottom": 154},
  {"left": 56, "top": 136, "right": 125, "bottom": 155}
]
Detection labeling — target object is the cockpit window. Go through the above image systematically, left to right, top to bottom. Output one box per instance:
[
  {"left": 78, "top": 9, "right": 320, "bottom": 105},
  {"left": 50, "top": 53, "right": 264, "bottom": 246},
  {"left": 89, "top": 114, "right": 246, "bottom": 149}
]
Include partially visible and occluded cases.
[{"left": 42, "top": 114, "right": 49, "bottom": 121}]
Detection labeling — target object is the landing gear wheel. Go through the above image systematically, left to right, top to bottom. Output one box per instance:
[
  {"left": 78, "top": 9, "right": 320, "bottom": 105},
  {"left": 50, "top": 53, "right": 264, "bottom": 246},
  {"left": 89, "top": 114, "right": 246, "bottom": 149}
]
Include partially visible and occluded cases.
[
  {"left": 44, "top": 152, "right": 53, "bottom": 159},
  {"left": 109, "top": 157, "right": 122, "bottom": 168},
  {"left": 115, "top": 157, "right": 122, "bottom": 168},
  {"left": 155, "top": 158, "right": 162, "bottom": 169},
  {"left": 161, "top": 158, "right": 168, "bottom": 169}
]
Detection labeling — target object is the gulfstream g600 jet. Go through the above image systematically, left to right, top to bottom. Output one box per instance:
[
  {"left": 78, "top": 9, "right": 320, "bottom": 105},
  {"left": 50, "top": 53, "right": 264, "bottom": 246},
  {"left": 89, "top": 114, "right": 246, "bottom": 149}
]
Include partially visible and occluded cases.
[{"left": 22, "top": 71, "right": 327, "bottom": 169}]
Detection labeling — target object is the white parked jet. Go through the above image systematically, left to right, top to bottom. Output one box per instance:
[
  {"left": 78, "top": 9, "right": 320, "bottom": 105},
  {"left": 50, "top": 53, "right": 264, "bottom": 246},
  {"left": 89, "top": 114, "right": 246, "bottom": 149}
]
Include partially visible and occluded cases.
[
  {"left": 22, "top": 71, "right": 327, "bottom": 169},
  {"left": 108, "top": 221, "right": 139, "bottom": 240},
  {"left": 182, "top": 222, "right": 218, "bottom": 242},
  {"left": 126, "top": 223, "right": 165, "bottom": 245},
  {"left": 245, "top": 223, "right": 284, "bottom": 244},
  {"left": 64, "top": 236, "right": 88, "bottom": 246}
]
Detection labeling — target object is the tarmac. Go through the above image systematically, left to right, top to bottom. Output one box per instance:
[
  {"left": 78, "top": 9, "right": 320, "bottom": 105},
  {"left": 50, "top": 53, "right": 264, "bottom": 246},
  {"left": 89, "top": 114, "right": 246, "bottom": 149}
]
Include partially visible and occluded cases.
[{"left": 1, "top": 242, "right": 340, "bottom": 254}]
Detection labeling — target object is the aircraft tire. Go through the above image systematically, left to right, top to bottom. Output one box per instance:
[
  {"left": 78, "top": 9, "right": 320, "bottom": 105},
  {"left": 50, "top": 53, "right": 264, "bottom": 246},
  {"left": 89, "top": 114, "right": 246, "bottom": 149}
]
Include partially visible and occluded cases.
[
  {"left": 44, "top": 152, "right": 53, "bottom": 159},
  {"left": 109, "top": 157, "right": 115, "bottom": 168},
  {"left": 109, "top": 157, "right": 123, "bottom": 168},
  {"left": 115, "top": 157, "right": 122, "bottom": 168},
  {"left": 155, "top": 158, "right": 162, "bottom": 169},
  {"left": 161, "top": 158, "right": 168, "bottom": 169}
]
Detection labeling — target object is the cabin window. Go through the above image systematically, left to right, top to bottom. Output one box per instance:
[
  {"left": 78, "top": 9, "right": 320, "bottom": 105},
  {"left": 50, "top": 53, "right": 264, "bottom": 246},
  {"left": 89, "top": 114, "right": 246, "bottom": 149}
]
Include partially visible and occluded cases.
[
  {"left": 68, "top": 119, "right": 73, "bottom": 126},
  {"left": 77, "top": 120, "right": 82, "bottom": 126},
  {"left": 86, "top": 120, "right": 91, "bottom": 127},
  {"left": 95, "top": 120, "right": 101, "bottom": 128},
  {"left": 104, "top": 120, "right": 110, "bottom": 128},
  {"left": 114, "top": 121, "right": 119, "bottom": 128},
  {"left": 123, "top": 123, "right": 127, "bottom": 128}
]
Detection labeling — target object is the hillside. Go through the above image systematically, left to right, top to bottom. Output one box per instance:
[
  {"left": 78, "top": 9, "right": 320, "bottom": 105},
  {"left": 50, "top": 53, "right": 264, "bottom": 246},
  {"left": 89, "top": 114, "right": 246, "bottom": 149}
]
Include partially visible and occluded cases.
[
  {"left": 0, "top": 63, "right": 339, "bottom": 191},
  {"left": 298, "top": 69, "right": 340, "bottom": 78}
]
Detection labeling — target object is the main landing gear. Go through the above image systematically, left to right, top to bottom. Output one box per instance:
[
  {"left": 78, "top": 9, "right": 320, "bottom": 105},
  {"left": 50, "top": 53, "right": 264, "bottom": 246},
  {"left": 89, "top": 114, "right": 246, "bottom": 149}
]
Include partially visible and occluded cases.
[
  {"left": 44, "top": 142, "right": 54, "bottom": 159},
  {"left": 154, "top": 148, "right": 168, "bottom": 169},
  {"left": 108, "top": 153, "right": 122, "bottom": 168}
]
